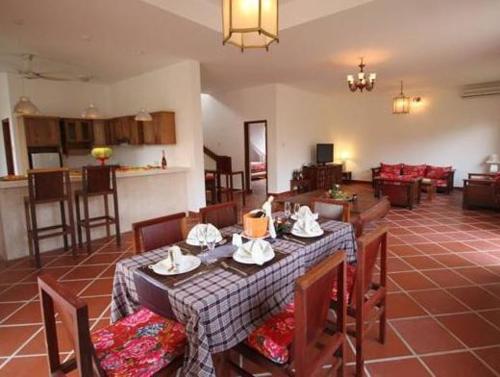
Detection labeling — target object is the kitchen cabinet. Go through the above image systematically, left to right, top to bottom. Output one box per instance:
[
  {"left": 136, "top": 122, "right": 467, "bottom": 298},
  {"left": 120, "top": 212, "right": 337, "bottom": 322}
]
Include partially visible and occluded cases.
[
  {"left": 142, "top": 111, "right": 176, "bottom": 145},
  {"left": 24, "top": 116, "right": 61, "bottom": 147},
  {"left": 109, "top": 116, "right": 142, "bottom": 145},
  {"left": 61, "top": 118, "right": 94, "bottom": 154},
  {"left": 93, "top": 120, "right": 111, "bottom": 146}
]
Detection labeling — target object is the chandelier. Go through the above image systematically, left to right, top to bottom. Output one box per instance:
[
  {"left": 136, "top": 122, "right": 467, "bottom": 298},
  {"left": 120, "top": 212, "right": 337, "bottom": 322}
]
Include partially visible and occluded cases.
[
  {"left": 222, "top": 0, "right": 279, "bottom": 52},
  {"left": 347, "top": 58, "right": 376, "bottom": 92},
  {"left": 393, "top": 81, "right": 410, "bottom": 114}
]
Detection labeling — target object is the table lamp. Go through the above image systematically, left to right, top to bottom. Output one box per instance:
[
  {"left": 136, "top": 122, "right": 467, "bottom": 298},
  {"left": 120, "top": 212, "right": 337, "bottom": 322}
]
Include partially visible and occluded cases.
[{"left": 486, "top": 154, "right": 500, "bottom": 173}]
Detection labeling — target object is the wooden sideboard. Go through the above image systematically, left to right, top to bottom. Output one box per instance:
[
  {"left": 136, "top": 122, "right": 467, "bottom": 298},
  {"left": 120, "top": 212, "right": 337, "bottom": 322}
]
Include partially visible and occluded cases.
[{"left": 302, "top": 164, "right": 343, "bottom": 190}]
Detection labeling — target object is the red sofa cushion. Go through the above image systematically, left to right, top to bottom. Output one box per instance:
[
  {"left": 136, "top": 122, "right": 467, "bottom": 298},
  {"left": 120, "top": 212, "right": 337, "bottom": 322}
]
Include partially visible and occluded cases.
[
  {"left": 380, "top": 163, "right": 402, "bottom": 176},
  {"left": 402, "top": 164, "right": 427, "bottom": 178},
  {"left": 426, "top": 166, "right": 452, "bottom": 180},
  {"left": 379, "top": 172, "right": 401, "bottom": 180}
]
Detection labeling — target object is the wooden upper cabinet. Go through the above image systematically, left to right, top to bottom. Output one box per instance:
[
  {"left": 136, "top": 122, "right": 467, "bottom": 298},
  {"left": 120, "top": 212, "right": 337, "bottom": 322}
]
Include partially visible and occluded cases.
[
  {"left": 142, "top": 111, "right": 176, "bottom": 145},
  {"left": 24, "top": 116, "right": 61, "bottom": 147},
  {"left": 109, "top": 116, "right": 142, "bottom": 145},
  {"left": 93, "top": 120, "right": 110, "bottom": 146}
]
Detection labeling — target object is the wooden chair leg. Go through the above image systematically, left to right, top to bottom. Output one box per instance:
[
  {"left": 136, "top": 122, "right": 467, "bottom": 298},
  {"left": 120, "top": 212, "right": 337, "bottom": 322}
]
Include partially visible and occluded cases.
[
  {"left": 240, "top": 173, "right": 246, "bottom": 206},
  {"left": 113, "top": 191, "right": 121, "bottom": 246},
  {"left": 75, "top": 194, "right": 83, "bottom": 248},
  {"left": 83, "top": 194, "right": 92, "bottom": 254},
  {"left": 104, "top": 194, "right": 111, "bottom": 239},
  {"left": 66, "top": 196, "right": 77, "bottom": 258},
  {"left": 24, "top": 199, "right": 34, "bottom": 258},
  {"left": 60, "top": 200, "right": 68, "bottom": 251},
  {"left": 29, "top": 202, "right": 41, "bottom": 269},
  {"left": 379, "top": 299, "right": 387, "bottom": 344},
  {"left": 355, "top": 308, "right": 365, "bottom": 377}
]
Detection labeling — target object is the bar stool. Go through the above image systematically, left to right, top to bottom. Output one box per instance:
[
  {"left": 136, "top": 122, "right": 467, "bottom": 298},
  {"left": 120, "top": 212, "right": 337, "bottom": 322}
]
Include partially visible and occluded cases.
[
  {"left": 216, "top": 156, "right": 246, "bottom": 206},
  {"left": 74, "top": 165, "right": 121, "bottom": 254},
  {"left": 24, "top": 168, "right": 77, "bottom": 268}
]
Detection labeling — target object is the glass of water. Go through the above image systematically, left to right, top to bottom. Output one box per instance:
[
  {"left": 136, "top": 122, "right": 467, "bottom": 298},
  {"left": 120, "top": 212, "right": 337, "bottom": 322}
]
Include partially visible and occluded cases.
[
  {"left": 293, "top": 203, "right": 301, "bottom": 217},
  {"left": 205, "top": 239, "right": 217, "bottom": 264}
]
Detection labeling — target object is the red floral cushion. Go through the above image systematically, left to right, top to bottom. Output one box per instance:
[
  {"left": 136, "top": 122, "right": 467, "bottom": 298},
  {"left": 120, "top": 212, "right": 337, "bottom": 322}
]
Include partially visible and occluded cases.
[
  {"left": 380, "top": 163, "right": 402, "bottom": 176},
  {"left": 402, "top": 164, "right": 427, "bottom": 178},
  {"left": 426, "top": 166, "right": 452, "bottom": 180},
  {"left": 379, "top": 172, "right": 401, "bottom": 180},
  {"left": 435, "top": 179, "right": 448, "bottom": 188},
  {"left": 331, "top": 264, "right": 357, "bottom": 304},
  {"left": 246, "top": 302, "right": 295, "bottom": 364},
  {"left": 91, "top": 307, "right": 186, "bottom": 377}
]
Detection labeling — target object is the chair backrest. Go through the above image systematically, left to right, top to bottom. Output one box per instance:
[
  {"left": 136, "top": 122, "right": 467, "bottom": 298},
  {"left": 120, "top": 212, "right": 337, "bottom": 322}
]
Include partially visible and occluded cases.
[
  {"left": 216, "top": 156, "right": 232, "bottom": 174},
  {"left": 83, "top": 165, "right": 116, "bottom": 194},
  {"left": 28, "top": 168, "right": 70, "bottom": 202},
  {"left": 312, "top": 198, "right": 351, "bottom": 222},
  {"left": 199, "top": 202, "right": 238, "bottom": 229},
  {"left": 133, "top": 212, "right": 187, "bottom": 254},
  {"left": 351, "top": 225, "right": 388, "bottom": 309},
  {"left": 293, "top": 252, "right": 347, "bottom": 376},
  {"left": 37, "top": 273, "right": 104, "bottom": 377}
]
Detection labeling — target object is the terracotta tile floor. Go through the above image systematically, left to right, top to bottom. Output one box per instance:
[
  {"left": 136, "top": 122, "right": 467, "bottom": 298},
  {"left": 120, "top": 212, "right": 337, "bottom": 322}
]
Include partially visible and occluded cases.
[{"left": 1, "top": 181, "right": 500, "bottom": 376}]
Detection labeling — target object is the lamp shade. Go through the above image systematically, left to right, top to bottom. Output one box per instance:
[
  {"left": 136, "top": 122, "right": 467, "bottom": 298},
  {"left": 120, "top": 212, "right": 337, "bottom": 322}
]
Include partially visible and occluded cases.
[
  {"left": 223, "top": 0, "right": 279, "bottom": 51},
  {"left": 393, "top": 95, "right": 410, "bottom": 114},
  {"left": 13, "top": 96, "right": 39, "bottom": 115},
  {"left": 81, "top": 104, "right": 100, "bottom": 119},
  {"left": 135, "top": 109, "right": 153, "bottom": 122},
  {"left": 486, "top": 154, "right": 500, "bottom": 164}
]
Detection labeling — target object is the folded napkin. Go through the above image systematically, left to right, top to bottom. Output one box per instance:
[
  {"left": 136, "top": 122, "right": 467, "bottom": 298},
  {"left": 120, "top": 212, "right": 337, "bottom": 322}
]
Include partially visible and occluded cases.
[
  {"left": 262, "top": 196, "right": 277, "bottom": 239},
  {"left": 296, "top": 205, "right": 319, "bottom": 221},
  {"left": 293, "top": 216, "right": 322, "bottom": 235},
  {"left": 187, "top": 223, "right": 222, "bottom": 245},
  {"left": 241, "top": 239, "right": 271, "bottom": 266}
]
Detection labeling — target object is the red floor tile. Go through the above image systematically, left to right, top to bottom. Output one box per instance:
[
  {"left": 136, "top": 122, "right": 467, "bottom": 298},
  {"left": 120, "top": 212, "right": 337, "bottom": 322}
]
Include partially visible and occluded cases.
[
  {"left": 414, "top": 243, "right": 450, "bottom": 255},
  {"left": 431, "top": 254, "right": 475, "bottom": 268},
  {"left": 402, "top": 256, "right": 445, "bottom": 270},
  {"left": 59, "top": 265, "right": 108, "bottom": 281},
  {"left": 454, "top": 267, "right": 500, "bottom": 284},
  {"left": 421, "top": 269, "right": 472, "bottom": 288},
  {"left": 389, "top": 271, "right": 438, "bottom": 290},
  {"left": 80, "top": 278, "right": 114, "bottom": 297},
  {"left": 0, "top": 284, "right": 39, "bottom": 303},
  {"left": 447, "top": 286, "right": 500, "bottom": 310},
  {"left": 409, "top": 289, "right": 469, "bottom": 314},
  {"left": 386, "top": 292, "right": 427, "bottom": 319},
  {"left": 2, "top": 302, "right": 42, "bottom": 325},
  {"left": 479, "top": 309, "right": 500, "bottom": 328},
  {"left": 438, "top": 313, "right": 500, "bottom": 347},
  {"left": 0, "top": 325, "right": 41, "bottom": 356},
  {"left": 475, "top": 346, "right": 500, "bottom": 374},
  {"left": 422, "top": 351, "right": 496, "bottom": 377},
  {"left": 0, "top": 355, "right": 49, "bottom": 377},
  {"left": 367, "top": 358, "right": 432, "bottom": 377}
]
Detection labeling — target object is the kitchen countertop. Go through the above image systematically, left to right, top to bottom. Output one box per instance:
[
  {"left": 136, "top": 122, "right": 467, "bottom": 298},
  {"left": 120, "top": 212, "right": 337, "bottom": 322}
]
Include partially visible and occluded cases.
[{"left": 0, "top": 166, "right": 189, "bottom": 189}]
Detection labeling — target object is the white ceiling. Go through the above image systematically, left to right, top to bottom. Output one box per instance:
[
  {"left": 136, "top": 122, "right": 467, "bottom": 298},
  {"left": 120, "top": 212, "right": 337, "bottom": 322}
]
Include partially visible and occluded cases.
[{"left": 0, "top": 0, "right": 499, "bottom": 94}]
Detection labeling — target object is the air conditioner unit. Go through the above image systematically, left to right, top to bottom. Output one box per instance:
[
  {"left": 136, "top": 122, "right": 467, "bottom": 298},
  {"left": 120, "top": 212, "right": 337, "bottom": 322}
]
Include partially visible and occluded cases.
[{"left": 461, "top": 81, "right": 500, "bottom": 98}]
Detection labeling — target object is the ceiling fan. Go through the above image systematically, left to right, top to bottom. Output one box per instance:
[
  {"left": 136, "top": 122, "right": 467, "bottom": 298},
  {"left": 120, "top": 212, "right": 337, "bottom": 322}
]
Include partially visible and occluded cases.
[{"left": 15, "top": 53, "right": 92, "bottom": 82}]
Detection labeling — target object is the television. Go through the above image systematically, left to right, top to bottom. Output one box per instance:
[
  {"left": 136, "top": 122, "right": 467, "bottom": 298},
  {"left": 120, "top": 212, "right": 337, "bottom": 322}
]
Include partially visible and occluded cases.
[{"left": 316, "top": 143, "right": 334, "bottom": 165}]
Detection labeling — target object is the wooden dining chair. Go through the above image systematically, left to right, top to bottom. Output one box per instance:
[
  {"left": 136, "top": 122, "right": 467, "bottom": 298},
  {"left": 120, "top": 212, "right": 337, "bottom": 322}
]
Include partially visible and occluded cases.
[
  {"left": 312, "top": 197, "right": 351, "bottom": 222},
  {"left": 199, "top": 201, "right": 239, "bottom": 229},
  {"left": 132, "top": 212, "right": 187, "bottom": 254},
  {"left": 331, "top": 225, "right": 388, "bottom": 377},
  {"left": 224, "top": 251, "right": 348, "bottom": 377},
  {"left": 37, "top": 273, "right": 185, "bottom": 377}
]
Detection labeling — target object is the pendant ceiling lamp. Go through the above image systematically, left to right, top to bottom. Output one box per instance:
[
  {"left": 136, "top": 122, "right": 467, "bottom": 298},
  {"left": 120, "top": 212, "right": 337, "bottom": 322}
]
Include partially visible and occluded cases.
[
  {"left": 222, "top": 0, "right": 279, "bottom": 52},
  {"left": 347, "top": 57, "right": 376, "bottom": 92},
  {"left": 393, "top": 81, "right": 410, "bottom": 114},
  {"left": 14, "top": 95, "right": 39, "bottom": 115},
  {"left": 81, "top": 103, "right": 100, "bottom": 119},
  {"left": 135, "top": 109, "right": 152, "bottom": 122}
]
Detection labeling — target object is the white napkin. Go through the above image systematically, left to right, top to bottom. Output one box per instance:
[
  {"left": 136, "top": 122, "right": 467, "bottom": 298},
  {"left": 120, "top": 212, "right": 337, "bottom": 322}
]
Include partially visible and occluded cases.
[
  {"left": 262, "top": 196, "right": 277, "bottom": 239},
  {"left": 293, "top": 206, "right": 321, "bottom": 235},
  {"left": 296, "top": 206, "right": 319, "bottom": 221},
  {"left": 187, "top": 223, "right": 222, "bottom": 246},
  {"left": 241, "top": 239, "right": 271, "bottom": 266}
]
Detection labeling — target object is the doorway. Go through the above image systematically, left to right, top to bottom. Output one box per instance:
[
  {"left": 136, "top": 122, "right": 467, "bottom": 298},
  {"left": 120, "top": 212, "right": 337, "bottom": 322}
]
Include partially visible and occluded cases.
[
  {"left": 2, "top": 118, "right": 15, "bottom": 175},
  {"left": 244, "top": 120, "right": 268, "bottom": 196}
]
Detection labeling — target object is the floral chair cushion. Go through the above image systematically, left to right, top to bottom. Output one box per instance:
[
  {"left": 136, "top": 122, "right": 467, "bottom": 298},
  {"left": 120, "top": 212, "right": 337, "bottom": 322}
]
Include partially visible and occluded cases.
[
  {"left": 380, "top": 163, "right": 403, "bottom": 176},
  {"left": 402, "top": 164, "right": 427, "bottom": 178},
  {"left": 426, "top": 166, "right": 452, "bottom": 180},
  {"left": 379, "top": 172, "right": 401, "bottom": 180},
  {"left": 435, "top": 179, "right": 449, "bottom": 188},
  {"left": 331, "top": 264, "right": 357, "bottom": 304},
  {"left": 246, "top": 302, "right": 295, "bottom": 365},
  {"left": 91, "top": 307, "right": 186, "bottom": 377}
]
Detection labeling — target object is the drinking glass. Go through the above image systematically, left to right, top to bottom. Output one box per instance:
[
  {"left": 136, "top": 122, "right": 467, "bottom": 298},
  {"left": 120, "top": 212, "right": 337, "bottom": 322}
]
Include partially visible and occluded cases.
[
  {"left": 284, "top": 201, "right": 292, "bottom": 218},
  {"left": 293, "top": 203, "right": 301, "bottom": 217},
  {"left": 206, "top": 239, "right": 217, "bottom": 264}
]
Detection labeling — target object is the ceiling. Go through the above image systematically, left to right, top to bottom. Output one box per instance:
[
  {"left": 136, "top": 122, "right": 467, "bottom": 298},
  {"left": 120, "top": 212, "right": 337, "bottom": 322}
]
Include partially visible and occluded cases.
[{"left": 0, "top": 0, "right": 499, "bottom": 94}]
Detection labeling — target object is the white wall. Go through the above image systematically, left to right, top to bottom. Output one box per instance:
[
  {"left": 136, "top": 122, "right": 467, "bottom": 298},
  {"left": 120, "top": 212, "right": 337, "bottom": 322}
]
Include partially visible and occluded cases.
[
  {"left": 202, "top": 84, "right": 277, "bottom": 191},
  {"left": 328, "top": 88, "right": 500, "bottom": 185}
]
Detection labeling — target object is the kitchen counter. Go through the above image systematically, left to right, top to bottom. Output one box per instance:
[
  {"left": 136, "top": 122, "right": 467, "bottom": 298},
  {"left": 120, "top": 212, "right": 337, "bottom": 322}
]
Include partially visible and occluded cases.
[{"left": 0, "top": 166, "right": 190, "bottom": 261}]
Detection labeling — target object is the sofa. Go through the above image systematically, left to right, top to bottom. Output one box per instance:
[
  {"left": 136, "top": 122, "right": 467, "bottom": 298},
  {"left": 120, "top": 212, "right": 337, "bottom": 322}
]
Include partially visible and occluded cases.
[
  {"left": 372, "top": 163, "right": 455, "bottom": 194},
  {"left": 463, "top": 173, "right": 500, "bottom": 210}
]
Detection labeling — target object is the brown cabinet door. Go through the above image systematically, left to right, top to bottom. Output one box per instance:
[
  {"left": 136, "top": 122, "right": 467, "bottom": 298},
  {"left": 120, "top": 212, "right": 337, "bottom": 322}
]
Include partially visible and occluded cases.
[
  {"left": 143, "top": 112, "right": 176, "bottom": 145},
  {"left": 127, "top": 116, "right": 142, "bottom": 145},
  {"left": 24, "top": 117, "right": 61, "bottom": 146},
  {"left": 93, "top": 120, "right": 110, "bottom": 146}
]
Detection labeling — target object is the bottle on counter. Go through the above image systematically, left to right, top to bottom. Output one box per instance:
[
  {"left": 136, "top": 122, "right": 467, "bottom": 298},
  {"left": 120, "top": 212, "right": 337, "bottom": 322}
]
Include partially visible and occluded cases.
[{"left": 161, "top": 150, "right": 167, "bottom": 169}]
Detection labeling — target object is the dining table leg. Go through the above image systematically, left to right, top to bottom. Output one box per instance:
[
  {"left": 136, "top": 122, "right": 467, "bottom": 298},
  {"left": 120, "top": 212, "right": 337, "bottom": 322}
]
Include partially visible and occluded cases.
[{"left": 213, "top": 351, "right": 235, "bottom": 377}]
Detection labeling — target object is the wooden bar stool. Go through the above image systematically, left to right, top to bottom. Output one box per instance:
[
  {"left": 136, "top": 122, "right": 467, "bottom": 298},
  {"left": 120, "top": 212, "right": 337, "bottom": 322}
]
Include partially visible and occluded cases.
[
  {"left": 216, "top": 156, "right": 246, "bottom": 206},
  {"left": 74, "top": 165, "right": 120, "bottom": 254},
  {"left": 24, "top": 168, "right": 77, "bottom": 268}
]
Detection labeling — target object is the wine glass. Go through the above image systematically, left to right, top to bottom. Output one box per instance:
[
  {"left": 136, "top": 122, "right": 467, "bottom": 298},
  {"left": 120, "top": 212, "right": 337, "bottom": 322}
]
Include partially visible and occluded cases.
[
  {"left": 284, "top": 201, "right": 292, "bottom": 218},
  {"left": 293, "top": 203, "right": 301, "bottom": 217},
  {"left": 206, "top": 239, "right": 217, "bottom": 264}
]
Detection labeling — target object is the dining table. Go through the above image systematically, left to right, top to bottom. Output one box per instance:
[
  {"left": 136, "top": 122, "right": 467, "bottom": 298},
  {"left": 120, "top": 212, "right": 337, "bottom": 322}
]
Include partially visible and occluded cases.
[{"left": 110, "top": 216, "right": 357, "bottom": 377}]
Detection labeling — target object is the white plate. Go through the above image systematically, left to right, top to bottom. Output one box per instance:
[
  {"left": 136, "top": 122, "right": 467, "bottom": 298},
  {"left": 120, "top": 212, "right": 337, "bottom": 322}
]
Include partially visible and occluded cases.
[
  {"left": 291, "top": 228, "right": 324, "bottom": 238},
  {"left": 241, "top": 231, "right": 270, "bottom": 240},
  {"left": 233, "top": 242, "right": 275, "bottom": 265},
  {"left": 148, "top": 255, "right": 201, "bottom": 276}
]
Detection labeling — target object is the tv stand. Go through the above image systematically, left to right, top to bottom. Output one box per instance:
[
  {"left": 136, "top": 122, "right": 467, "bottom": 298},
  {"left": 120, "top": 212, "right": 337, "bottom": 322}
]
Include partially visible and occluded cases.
[{"left": 302, "top": 164, "right": 343, "bottom": 190}]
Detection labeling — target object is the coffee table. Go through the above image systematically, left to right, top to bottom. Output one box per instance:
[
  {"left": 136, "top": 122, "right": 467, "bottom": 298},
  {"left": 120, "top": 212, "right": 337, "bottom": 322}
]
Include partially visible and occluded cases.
[{"left": 421, "top": 179, "right": 436, "bottom": 201}]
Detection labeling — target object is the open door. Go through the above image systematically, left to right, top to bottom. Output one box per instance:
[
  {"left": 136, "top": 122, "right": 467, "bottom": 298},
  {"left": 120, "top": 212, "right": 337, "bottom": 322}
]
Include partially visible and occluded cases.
[
  {"left": 2, "top": 118, "right": 15, "bottom": 175},
  {"left": 244, "top": 120, "right": 268, "bottom": 196}
]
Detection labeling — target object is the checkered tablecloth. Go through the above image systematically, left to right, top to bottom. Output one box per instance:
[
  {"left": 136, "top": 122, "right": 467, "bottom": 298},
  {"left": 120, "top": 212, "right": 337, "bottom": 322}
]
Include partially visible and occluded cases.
[{"left": 111, "top": 220, "right": 356, "bottom": 377}]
